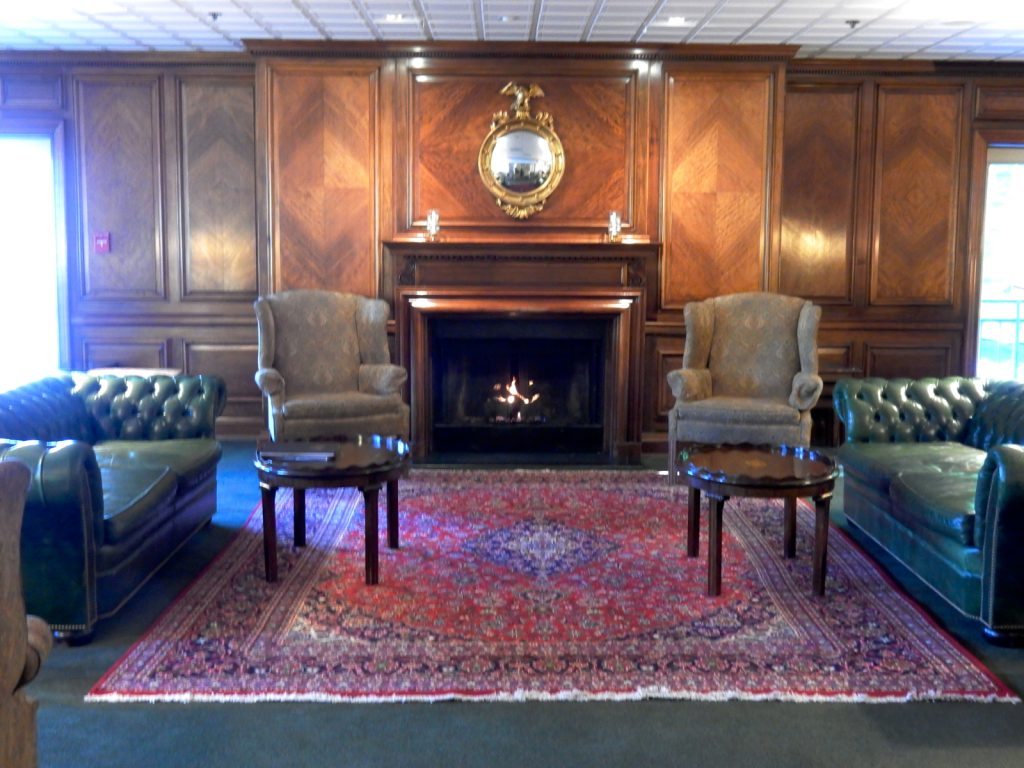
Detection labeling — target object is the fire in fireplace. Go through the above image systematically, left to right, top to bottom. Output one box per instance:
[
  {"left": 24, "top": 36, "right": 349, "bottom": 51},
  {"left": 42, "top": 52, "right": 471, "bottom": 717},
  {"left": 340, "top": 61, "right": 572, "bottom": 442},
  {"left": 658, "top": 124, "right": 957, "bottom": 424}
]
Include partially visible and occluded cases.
[{"left": 430, "top": 316, "right": 607, "bottom": 457}]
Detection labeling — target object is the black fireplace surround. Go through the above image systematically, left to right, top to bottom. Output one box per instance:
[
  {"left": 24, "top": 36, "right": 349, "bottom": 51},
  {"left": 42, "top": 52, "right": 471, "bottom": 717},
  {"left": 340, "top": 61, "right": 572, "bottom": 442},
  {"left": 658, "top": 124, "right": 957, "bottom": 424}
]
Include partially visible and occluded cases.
[{"left": 430, "top": 315, "right": 608, "bottom": 457}]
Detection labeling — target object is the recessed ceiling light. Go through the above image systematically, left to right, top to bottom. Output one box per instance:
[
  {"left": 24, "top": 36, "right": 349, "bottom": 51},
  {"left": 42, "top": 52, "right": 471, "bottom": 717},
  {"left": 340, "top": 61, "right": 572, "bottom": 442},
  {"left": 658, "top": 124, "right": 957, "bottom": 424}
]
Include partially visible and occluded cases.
[
  {"left": 381, "top": 13, "right": 406, "bottom": 24},
  {"left": 499, "top": 15, "right": 519, "bottom": 23},
  {"left": 665, "top": 17, "right": 689, "bottom": 27}
]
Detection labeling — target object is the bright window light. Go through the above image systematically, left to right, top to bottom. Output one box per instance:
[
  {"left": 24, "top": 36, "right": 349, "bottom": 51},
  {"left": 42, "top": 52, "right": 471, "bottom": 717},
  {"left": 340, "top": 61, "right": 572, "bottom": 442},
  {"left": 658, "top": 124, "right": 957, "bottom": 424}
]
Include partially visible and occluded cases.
[{"left": 0, "top": 136, "right": 61, "bottom": 391}]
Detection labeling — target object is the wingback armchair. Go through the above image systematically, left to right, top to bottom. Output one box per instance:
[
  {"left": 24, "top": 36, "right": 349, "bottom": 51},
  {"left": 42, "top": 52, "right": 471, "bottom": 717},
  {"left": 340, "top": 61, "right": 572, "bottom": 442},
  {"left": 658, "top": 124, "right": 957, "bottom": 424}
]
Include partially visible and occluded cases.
[
  {"left": 254, "top": 290, "right": 410, "bottom": 441},
  {"left": 666, "top": 292, "right": 823, "bottom": 482},
  {"left": 2, "top": 460, "right": 53, "bottom": 768}
]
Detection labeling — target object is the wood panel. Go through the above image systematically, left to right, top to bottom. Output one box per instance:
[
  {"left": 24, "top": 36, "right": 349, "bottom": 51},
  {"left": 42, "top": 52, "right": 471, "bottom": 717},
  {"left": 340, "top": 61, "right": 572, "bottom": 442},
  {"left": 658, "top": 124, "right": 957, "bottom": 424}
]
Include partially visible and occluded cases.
[
  {"left": 267, "top": 61, "right": 379, "bottom": 295},
  {"left": 407, "top": 69, "right": 636, "bottom": 231},
  {"left": 662, "top": 70, "right": 773, "bottom": 307},
  {"left": 0, "top": 73, "right": 62, "bottom": 110},
  {"left": 75, "top": 75, "right": 164, "bottom": 299},
  {"left": 179, "top": 76, "right": 257, "bottom": 298},
  {"left": 779, "top": 85, "right": 859, "bottom": 303},
  {"left": 975, "top": 85, "right": 1024, "bottom": 121},
  {"left": 871, "top": 86, "right": 964, "bottom": 307},
  {"left": 642, "top": 331, "right": 683, "bottom": 435},
  {"left": 79, "top": 339, "right": 170, "bottom": 370},
  {"left": 184, "top": 340, "right": 261, "bottom": 436},
  {"left": 866, "top": 341, "right": 958, "bottom": 379}
]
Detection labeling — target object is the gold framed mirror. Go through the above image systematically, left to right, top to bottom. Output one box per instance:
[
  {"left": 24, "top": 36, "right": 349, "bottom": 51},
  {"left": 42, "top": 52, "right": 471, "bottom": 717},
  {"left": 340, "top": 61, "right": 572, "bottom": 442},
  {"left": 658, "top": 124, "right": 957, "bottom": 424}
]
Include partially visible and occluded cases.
[{"left": 478, "top": 83, "right": 565, "bottom": 220}]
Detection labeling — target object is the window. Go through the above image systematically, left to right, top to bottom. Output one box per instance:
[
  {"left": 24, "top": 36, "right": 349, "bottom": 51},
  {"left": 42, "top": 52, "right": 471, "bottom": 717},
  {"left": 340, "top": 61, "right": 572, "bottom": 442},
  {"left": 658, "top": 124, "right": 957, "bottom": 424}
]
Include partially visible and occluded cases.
[
  {"left": 0, "top": 133, "right": 63, "bottom": 391},
  {"left": 977, "top": 146, "right": 1024, "bottom": 382}
]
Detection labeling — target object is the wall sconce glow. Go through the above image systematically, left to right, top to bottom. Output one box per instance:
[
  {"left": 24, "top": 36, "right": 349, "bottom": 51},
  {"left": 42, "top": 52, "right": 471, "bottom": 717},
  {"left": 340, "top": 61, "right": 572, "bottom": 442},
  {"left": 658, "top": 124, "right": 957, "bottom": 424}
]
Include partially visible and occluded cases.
[
  {"left": 426, "top": 209, "right": 440, "bottom": 240},
  {"left": 607, "top": 211, "right": 622, "bottom": 242}
]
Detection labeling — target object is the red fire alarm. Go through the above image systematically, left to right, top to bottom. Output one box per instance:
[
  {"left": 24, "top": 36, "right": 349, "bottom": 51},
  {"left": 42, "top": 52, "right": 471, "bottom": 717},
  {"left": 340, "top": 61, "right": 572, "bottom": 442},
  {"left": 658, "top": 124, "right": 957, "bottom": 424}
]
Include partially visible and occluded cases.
[{"left": 94, "top": 232, "right": 111, "bottom": 254}]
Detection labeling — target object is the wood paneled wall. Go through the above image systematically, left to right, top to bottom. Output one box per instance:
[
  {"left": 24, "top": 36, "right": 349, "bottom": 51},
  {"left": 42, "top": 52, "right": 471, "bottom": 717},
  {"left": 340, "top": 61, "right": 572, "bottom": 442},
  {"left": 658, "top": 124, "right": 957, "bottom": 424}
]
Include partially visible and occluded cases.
[
  {"left": 4, "top": 47, "right": 1024, "bottom": 444},
  {"left": 0, "top": 58, "right": 262, "bottom": 435},
  {"left": 259, "top": 59, "right": 383, "bottom": 296},
  {"left": 391, "top": 59, "right": 651, "bottom": 238},
  {"left": 661, "top": 67, "right": 780, "bottom": 306}
]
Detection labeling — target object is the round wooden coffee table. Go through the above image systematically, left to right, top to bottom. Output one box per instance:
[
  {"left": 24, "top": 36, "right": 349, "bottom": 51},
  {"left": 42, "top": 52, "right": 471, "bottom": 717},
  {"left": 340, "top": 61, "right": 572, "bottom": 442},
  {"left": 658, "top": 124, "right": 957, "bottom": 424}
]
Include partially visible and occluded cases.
[
  {"left": 254, "top": 435, "right": 411, "bottom": 585},
  {"left": 681, "top": 444, "right": 838, "bottom": 597}
]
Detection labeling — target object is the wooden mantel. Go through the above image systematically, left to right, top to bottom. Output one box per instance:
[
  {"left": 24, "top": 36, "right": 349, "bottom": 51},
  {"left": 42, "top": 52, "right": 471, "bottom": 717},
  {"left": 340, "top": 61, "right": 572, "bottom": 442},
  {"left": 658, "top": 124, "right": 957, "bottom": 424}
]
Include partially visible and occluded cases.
[{"left": 384, "top": 241, "right": 658, "bottom": 462}]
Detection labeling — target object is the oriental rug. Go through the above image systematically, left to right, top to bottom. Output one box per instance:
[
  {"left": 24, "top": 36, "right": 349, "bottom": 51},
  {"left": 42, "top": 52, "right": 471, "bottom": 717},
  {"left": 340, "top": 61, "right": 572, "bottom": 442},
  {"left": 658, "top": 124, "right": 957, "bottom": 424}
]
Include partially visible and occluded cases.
[{"left": 87, "top": 470, "right": 1017, "bottom": 703}]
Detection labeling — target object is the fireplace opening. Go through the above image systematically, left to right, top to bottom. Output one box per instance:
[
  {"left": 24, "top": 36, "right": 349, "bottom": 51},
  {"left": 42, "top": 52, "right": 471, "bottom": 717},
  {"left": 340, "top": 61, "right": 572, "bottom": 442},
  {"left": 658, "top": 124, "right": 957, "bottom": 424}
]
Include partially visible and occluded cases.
[{"left": 430, "top": 316, "right": 608, "bottom": 458}]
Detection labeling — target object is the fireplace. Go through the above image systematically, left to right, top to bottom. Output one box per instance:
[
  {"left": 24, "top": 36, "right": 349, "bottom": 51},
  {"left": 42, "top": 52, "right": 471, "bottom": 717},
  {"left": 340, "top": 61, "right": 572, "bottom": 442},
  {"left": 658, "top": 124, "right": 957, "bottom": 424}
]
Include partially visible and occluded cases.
[
  {"left": 388, "top": 241, "right": 653, "bottom": 463},
  {"left": 431, "top": 315, "right": 608, "bottom": 456}
]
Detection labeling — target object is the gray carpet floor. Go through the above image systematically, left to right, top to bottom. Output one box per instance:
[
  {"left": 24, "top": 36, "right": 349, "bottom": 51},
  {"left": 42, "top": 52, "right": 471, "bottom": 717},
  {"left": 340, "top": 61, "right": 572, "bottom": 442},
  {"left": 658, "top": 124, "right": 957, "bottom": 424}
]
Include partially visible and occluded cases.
[{"left": 31, "top": 441, "right": 1024, "bottom": 767}]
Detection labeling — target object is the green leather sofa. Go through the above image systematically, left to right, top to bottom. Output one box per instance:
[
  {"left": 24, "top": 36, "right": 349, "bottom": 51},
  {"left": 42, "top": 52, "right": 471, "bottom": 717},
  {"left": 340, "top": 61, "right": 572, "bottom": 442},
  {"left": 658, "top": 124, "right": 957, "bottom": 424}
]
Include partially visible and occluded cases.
[
  {"left": 0, "top": 372, "right": 226, "bottom": 644},
  {"left": 833, "top": 376, "right": 1024, "bottom": 645}
]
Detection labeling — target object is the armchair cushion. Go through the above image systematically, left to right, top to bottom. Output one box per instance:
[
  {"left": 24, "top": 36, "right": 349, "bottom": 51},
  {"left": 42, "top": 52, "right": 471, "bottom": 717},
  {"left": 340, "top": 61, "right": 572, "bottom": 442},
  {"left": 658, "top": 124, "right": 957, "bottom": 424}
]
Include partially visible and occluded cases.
[
  {"left": 283, "top": 391, "right": 406, "bottom": 420},
  {"left": 675, "top": 396, "right": 802, "bottom": 426}
]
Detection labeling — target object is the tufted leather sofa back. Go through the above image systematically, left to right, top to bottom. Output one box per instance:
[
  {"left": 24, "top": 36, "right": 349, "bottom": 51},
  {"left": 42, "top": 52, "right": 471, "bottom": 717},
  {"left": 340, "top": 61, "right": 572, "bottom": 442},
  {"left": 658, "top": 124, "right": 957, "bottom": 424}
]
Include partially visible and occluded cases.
[
  {"left": 0, "top": 374, "right": 226, "bottom": 444},
  {"left": 72, "top": 374, "right": 226, "bottom": 441},
  {"left": 833, "top": 377, "right": 991, "bottom": 444}
]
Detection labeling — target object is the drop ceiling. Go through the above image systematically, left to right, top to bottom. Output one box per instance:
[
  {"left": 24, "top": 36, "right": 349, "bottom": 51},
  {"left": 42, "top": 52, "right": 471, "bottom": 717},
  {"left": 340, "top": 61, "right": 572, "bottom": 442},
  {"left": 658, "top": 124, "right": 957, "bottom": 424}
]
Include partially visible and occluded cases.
[{"left": 1, "top": 1, "right": 1023, "bottom": 60}]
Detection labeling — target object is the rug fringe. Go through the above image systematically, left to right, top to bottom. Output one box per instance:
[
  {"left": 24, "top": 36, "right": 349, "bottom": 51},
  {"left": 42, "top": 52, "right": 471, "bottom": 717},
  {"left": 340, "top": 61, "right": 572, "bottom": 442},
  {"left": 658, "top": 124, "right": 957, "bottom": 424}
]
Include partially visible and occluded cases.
[{"left": 84, "top": 688, "right": 1019, "bottom": 705}]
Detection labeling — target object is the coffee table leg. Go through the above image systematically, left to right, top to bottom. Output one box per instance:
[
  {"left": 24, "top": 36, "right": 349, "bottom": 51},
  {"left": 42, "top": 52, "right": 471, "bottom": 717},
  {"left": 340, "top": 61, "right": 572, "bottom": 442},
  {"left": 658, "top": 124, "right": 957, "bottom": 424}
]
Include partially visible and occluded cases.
[
  {"left": 386, "top": 479, "right": 399, "bottom": 549},
  {"left": 261, "top": 483, "right": 278, "bottom": 582},
  {"left": 363, "top": 484, "right": 380, "bottom": 585},
  {"left": 687, "top": 486, "right": 701, "bottom": 557},
  {"left": 294, "top": 487, "right": 306, "bottom": 548},
  {"left": 812, "top": 494, "right": 833, "bottom": 596},
  {"left": 708, "top": 495, "right": 725, "bottom": 596},
  {"left": 783, "top": 497, "right": 797, "bottom": 559}
]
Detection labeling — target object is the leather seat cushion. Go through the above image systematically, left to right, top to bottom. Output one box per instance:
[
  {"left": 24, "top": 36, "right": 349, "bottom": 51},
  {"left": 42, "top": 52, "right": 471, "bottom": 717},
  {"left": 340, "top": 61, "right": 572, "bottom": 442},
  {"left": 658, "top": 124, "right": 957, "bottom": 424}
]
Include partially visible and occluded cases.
[
  {"left": 283, "top": 392, "right": 405, "bottom": 420},
  {"left": 673, "top": 396, "right": 801, "bottom": 425},
  {"left": 94, "top": 439, "right": 221, "bottom": 492},
  {"left": 838, "top": 442, "right": 986, "bottom": 498},
  {"left": 98, "top": 465, "right": 178, "bottom": 544},
  {"left": 889, "top": 471, "right": 978, "bottom": 547}
]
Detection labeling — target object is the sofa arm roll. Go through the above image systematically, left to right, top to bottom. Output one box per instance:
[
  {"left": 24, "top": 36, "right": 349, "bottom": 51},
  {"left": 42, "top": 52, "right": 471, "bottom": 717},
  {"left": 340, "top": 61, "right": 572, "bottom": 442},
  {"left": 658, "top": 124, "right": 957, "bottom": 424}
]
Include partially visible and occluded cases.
[
  {"left": 667, "top": 368, "right": 712, "bottom": 405},
  {"left": 0, "top": 439, "right": 103, "bottom": 634},
  {"left": 975, "top": 444, "right": 1024, "bottom": 637}
]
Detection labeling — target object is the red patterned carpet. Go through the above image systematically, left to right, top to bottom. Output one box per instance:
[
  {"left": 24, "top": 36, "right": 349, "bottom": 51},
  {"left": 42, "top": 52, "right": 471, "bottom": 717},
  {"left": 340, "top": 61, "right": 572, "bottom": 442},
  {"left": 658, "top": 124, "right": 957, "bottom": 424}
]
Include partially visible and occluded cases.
[{"left": 88, "top": 470, "right": 1016, "bottom": 703}]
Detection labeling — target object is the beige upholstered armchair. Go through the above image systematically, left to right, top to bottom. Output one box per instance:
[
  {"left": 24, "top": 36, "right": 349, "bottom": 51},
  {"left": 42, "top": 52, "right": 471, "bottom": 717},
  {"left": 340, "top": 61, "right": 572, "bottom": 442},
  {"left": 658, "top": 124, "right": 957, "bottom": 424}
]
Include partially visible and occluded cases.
[
  {"left": 254, "top": 290, "right": 410, "bottom": 441},
  {"left": 666, "top": 292, "right": 823, "bottom": 482},
  {"left": 1, "top": 460, "right": 53, "bottom": 768}
]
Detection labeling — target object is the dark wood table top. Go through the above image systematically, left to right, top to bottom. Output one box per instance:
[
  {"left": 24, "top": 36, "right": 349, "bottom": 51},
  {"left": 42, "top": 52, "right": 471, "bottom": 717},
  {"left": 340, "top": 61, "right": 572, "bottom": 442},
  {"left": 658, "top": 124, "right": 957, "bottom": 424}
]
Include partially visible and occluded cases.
[
  {"left": 254, "top": 436, "right": 411, "bottom": 480},
  {"left": 682, "top": 444, "right": 837, "bottom": 490}
]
